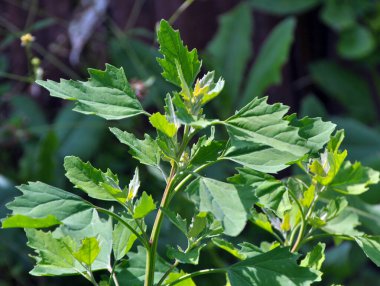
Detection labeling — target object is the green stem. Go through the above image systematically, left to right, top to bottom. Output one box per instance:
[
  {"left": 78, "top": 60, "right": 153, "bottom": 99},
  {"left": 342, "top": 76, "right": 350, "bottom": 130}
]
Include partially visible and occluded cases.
[
  {"left": 145, "top": 166, "right": 176, "bottom": 286},
  {"left": 300, "top": 233, "right": 353, "bottom": 247},
  {"left": 157, "top": 260, "right": 179, "bottom": 286},
  {"left": 165, "top": 268, "right": 226, "bottom": 286}
]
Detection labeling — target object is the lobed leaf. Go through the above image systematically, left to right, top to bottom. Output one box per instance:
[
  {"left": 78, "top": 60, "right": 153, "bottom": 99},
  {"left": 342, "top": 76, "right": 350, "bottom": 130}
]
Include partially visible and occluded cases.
[
  {"left": 36, "top": 64, "right": 146, "bottom": 120},
  {"left": 73, "top": 237, "right": 100, "bottom": 266}
]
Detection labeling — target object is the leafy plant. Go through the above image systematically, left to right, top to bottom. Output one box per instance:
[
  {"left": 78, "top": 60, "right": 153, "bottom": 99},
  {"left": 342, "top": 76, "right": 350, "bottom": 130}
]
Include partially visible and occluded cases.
[{"left": 3, "top": 19, "right": 380, "bottom": 286}]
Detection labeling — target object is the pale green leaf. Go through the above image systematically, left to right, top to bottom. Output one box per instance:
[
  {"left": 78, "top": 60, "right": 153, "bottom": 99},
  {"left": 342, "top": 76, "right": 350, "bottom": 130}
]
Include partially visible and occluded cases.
[
  {"left": 248, "top": 0, "right": 320, "bottom": 15},
  {"left": 206, "top": 3, "right": 252, "bottom": 107},
  {"left": 242, "top": 18, "right": 296, "bottom": 104},
  {"left": 157, "top": 20, "right": 201, "bottom": 87},
  {"left": 36, "top": 64, "right": 146, "bottom": 120},
  {"left": 194, "top": 71, "right": 225, "bottom": 105},
  {"left": 224, "top": 97, "right": 311, "bottom": 173},
  {"left": 149, "top": 112, "right": 177, "bottom": 138},
  {"left": 110, "top": 127, "right": 160, "bottom": 167},
  {"left": 64, "top": 156, "right": 124, "bottom": 201},
  {"left": 329, "top": 161, "right": 380, "bottom": 195},
  {"left": 128, "top": 168, "right": 140, "bottom": 201},
  {"left": 186, "top": 177, "right": 256, "bottom": 236},
  {"left": 3, "top": 181, "right": 93, "bottom": 229},
  {"left": 133, "top": 192, "right": 156, "bottom": 219},
  {"left": 249, "top": 210, "right": 274, "bottom": 235},
  {"left": 322, "top": 210, "right": 363, "bottom": 236},
  {"left": 2, "top": 214, "right": 61, "bottom": 229},
  {"left": 112, "top": 219, "right": 140, "bottom": 261},
  {"left": 355, "top": 236, "right": 380, "bottom": 267},
  {"left": 73, "top": 237, "right": 100, "bottom": 266},
  {"left": 300, "top": 242, "right": 326, "bottom": 271},
  {"left": 227, "top": 247, "right": 319, "bottom": 286},
  {"left": 164, "top": 271, "right": 196, "bottom": 286}
]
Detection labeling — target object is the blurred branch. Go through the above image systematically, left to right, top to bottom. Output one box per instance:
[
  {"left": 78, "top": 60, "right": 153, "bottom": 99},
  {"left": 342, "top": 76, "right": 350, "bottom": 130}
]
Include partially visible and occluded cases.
[{"left": 169, "top": 0, "right": 196, "bottom": 24}]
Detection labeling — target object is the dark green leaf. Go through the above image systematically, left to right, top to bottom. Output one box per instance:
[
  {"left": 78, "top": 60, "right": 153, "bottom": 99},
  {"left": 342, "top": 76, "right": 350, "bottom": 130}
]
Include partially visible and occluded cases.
[
  {"left": 248, "top": 0, "right": 320, "bottom": 14},
  {"left": 320, "top": 0, "right": 356, "bottom": 31},
  {"left": 242, "top": 18, "right": 296, "bottom": 104},
  {"left": 157, "top": 20, "right": 201, "bottom": 88},
  {"left": 337, "top": 25, "right": 375, "bottom": 59},
  {"left": 37, "top": 64, "right": 146, "bottom": 120},
  {"left": 110, "top": 127, "right": 160, "bottom": 167},
  {"left": 113, "top": 219, "right": 140, "bottom": 261},
  {"left": 355, "top": 236, "right": 380, "bottom": 267},
  {"left": 212, "top": 238, "right": 246, "bottom": 260},
  {"left": 300, "top": 242, "right": 326, "bottom": 271},
  {"left": 167, "top": 244, "right": 205, "bottom": 265},
  {"left": 227, "top": 247, "right": 319, "bottom": 286}
]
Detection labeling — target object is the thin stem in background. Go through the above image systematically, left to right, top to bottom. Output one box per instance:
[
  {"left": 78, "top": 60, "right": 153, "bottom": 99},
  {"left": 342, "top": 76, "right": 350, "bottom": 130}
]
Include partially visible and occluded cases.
[
  {"left": 169, "top": 0, "right": 196, "bottom": 25},
  {"left": 166, "top": 268, "right": 226, "bottom": 286}
]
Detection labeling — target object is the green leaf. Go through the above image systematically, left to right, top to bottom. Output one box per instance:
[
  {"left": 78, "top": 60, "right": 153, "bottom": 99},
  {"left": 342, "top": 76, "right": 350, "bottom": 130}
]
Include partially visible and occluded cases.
[
  {"left": 248, "top": 0, "right": 320, "bottom": 15},
  {"left": 320, "top": 0, "right": 356, "bottom": 31},
  {"left": 206, "top": 3, "right": 252, "bottom": 107},
  {"left": 242, "top": 18, "right": 296, "bottom": 104},
  {"left": 157, "top": 20, "right": 201, "bottom": 87},
  {"left": 337, "top": 25, "right": 375, "bottom": 59},
  {"left": 309, "top": 61, "right": 375, "bottom": 122},
  {"left": 36, "top": 64, "right": 146, "bottom": 120},
  {"left": 194, "top": 71, "right": 225, "bottom": 105},
  {"left": 224, "top": 97, "right": 319, "bottom": 173},
  {"left": 149, "top": 112, "right": 177, "bottom": 138},
  {"left": 286, "top": 115, "right": 336, "bottom": 153},
  {"left": 110, "top": 127, "right": 160, "bottom": 167},
  {"left": 190, "top": 132, "right": 226, "bottom": 167},
  {"left": 64, "top": 156, "right": 124, "bottom": 201},
  {"left": 329, "top": 161, "right": 380, "bottom": 195},
  {"left": 228, "top": 167, "right": 286, "bottom": 212},
  {"left": 128, "top": 168, "right": 141, "bottom": 201},
  {"left": 186, "top": 177, "right": 256, "bottom": 236},
  {"left": 3, "top": 181, "right": 93, "bottom": 229},
  {"left": 133, "top": 192, "right": 156, "bottom": 219},
  {"left": 345, "top": 197, "right": 380, "bottom": 234},
  {"left": 161, "top": 207, "right": 188, "bottom": 235},
  {"left": 249, "top": 210, "right": 274, "bottom": 235},
  {"left": 322, "top": 210, "right": 363, "bottom": 236},
  {"left": 2, "top": 214, "right": 61, "bottom": 229},
  {"left": 112, "top": 219, "right": 140, "bottom": 261},
  {"left": 25, "top": 229, "right": 78, "bottom": 275},
  {"left": 355, "top": 236, "right": 380, "bottom": 267},
  {"left": 73, "top": 237, "right": 100, "bottom": 266},
  {"left": 212, "top": 238, "right": 246, "bottom": 260},
  {"left": 300, "top": 242, "right": 326, "bottom": 271},
  {"left": 167, "top": 244, "right": 205, "bottom": 265},
  {"left": 116, "top": 246, "right": 171, "bottom": 285},
  {"left": 227, "top": 247, "right": 319, "bottom": 286},
  {"left": 164, "top": 271, "right": 196, "bottom": 286}
]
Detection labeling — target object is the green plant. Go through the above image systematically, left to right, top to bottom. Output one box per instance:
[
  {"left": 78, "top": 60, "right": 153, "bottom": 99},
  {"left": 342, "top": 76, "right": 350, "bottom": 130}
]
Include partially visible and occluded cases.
[{"left": 2, "top": 19, "right": 380, "bottom": 286}]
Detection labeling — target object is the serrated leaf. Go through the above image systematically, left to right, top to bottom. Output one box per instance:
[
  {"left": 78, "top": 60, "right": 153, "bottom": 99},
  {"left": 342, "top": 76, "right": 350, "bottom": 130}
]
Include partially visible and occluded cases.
[
  {"left": 248, "top": 0, "right": 320, "bottom": 15},
  {"left": 206, "top": 3, "right": 252, "bottom": 108},
  {"left": 242, "top": 18, "right": 296, "bottom": 104},
  {"left": 157, "top": 20, "right": 201, "bottom": 87},
  {"left": 36, "top": 64, "right": 146, "bottom": 120},
  {"left": 194, "top": 71, "right": 225, "bottom": 105},
  {"left": 224, "top": 97, "right": 312, "bottom": 173},
  {"left": 149, "top": 112, "right": 177, "bottom": 138},
  {"left": 286, "top": 115, "right": 336, "bottom": 153},
  {"left": 110, "top": 127, "right": 160, "bottom": 167},
  {"left": 190, "top": 135, "right": 226, "bottom": 167},
  {"left": 64, "top": 156, "right": 124, "bottom": 201},
  {"left": 329, "top": 161, "right": 380, "bottom": 195},
  {"left": 228, "top": 167, "right": 286, "bottom": 212},
  {"left": 186, "top": 177, "right": 256, "bottom": 236},
  {"left": 3, "top": 181, "right": 93, "bottom": 229},
  {"left": 133, "top": 192, "right": 156, "bottom": 219},
  {"left": 161, "top": 207, "right": 188, "bottom": 235},
  {"left": 322, "top": 210, "right": 363, "bottom": 236},
  {"left": 188, "top": 212, "right": 207, "bottom": 238},
  {"left": 2, "top": 214, "right": 61, "bottom": 229},
  {"left": 113, "top": 219, "right": 140, "bottom": 261},
  {"left": 25, "top": 229, "right": 78, "bottom": 275},
  {"left": 355, "top": 236, "right": 380, "bottom": 267},
  {"left": 73, "top": 237, "right": 100, "bottom": 266},
  {"left": 212, "top": 238, "right": 246, "bottom": 260},
  {"left": 300, "top": 242, "right": 326, "bottom": 271},
  {"left": 167, "top": 244, "right": 205, "bottom": 265},
  {"left": 116, "top": 246, "right": 171, "bottom": 285},
  {"left": 227, "top": 247, "right": 319, "bottom": 286},
  {"left": 164, "top": 271, "right": 196, "bottom": 286}
]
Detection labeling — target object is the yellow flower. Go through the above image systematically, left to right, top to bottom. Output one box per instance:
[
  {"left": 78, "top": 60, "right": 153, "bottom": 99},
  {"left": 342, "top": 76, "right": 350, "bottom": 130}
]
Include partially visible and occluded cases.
[{"left": 20, "top": 33, "right": 35, "bottom": 47}]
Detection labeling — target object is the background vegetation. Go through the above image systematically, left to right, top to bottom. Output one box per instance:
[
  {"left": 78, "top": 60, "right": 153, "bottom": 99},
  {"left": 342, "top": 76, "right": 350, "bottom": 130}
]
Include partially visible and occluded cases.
[{"left": 1, "top": 0, "right": 380, "bottom": 285}]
